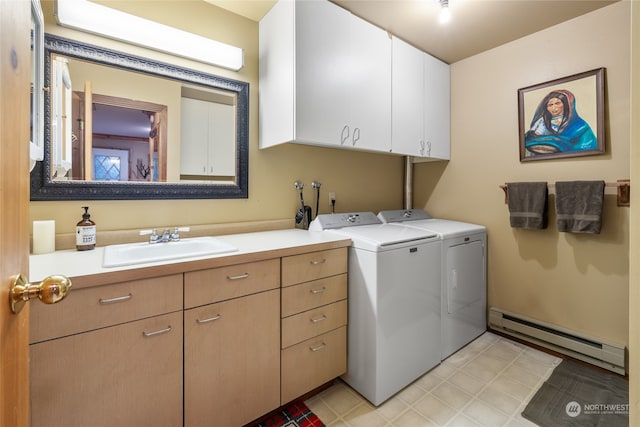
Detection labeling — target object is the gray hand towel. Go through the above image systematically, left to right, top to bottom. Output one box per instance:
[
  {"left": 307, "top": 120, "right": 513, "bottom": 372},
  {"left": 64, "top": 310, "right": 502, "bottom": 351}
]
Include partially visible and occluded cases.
[
  {"left": 555, "top": 180, "right": 605, "bottom": 234},
  {"left": 507, "top": 182, "right": 548, "bottom": 229}
]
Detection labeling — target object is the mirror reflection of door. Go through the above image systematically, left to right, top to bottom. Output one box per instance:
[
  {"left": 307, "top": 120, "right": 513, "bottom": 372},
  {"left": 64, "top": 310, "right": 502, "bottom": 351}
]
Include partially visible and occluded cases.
[
  {"left": 180, "top": 86, "right": 236, "bottom": 181},
  {"left": 68, "top": 91, "right": 168, "bottom": 182},
  {"left": 92, "top": 147, "right": 129, "bottom": 181}
]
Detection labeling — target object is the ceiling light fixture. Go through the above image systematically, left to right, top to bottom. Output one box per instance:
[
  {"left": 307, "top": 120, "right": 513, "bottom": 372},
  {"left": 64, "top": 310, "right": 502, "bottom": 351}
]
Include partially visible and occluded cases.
[
  {"left": 55, "top": 0, "right": 244, "bottom": 71},
  {"left": 438, "top": 0, "right": 451, "bottom": 24}
]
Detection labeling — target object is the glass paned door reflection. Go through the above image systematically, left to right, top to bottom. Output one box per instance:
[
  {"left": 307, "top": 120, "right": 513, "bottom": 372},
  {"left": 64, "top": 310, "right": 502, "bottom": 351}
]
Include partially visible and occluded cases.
[{"left": 93, "top": 148, "right": 128, "bottom": 181}]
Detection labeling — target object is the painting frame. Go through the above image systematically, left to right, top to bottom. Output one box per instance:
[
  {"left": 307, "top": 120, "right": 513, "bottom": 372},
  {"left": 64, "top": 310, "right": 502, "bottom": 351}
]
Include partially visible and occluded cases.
[{"left": 518, "top": 68, "right": 605, "bottom": 162}]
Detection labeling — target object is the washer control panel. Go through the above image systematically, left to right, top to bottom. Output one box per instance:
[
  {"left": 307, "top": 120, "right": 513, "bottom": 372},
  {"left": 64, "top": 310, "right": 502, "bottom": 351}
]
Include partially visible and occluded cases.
[{"left": 309, "top": 212, "right": 381, "bottom": 230}]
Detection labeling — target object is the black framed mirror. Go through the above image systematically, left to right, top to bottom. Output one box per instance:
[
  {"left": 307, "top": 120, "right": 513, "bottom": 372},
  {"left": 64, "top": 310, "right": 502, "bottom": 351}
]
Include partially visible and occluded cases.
[{"left": 30, "top": 34, "right": 249, "bottom": 200}]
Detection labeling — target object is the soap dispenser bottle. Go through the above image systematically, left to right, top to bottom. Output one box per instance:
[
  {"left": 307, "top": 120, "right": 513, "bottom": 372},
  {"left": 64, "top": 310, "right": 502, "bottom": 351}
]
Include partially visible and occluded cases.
[{"left": 76, "top": 206, "right": 96, "bottom": 251}]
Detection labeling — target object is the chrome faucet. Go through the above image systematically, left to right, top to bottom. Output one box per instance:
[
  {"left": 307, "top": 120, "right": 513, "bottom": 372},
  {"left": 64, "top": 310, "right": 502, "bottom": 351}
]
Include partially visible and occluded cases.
[
  {"left": 140, "top": 227, "right": 190, "bottom": 244},
  {"left": 160, "top": 228, "right": 172, "bottom": 243}
]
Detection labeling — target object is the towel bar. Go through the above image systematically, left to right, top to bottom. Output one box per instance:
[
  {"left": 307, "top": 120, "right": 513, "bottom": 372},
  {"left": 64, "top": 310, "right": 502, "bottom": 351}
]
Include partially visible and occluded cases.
[{"left": 499, "top": 180, "right": 630, "bottom": 207}]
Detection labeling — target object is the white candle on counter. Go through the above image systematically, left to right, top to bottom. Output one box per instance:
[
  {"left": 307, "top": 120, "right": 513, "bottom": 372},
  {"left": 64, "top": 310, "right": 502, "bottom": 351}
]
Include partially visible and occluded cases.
[{"left": 33, "top": 220, "right": 56, "bottom": 255}]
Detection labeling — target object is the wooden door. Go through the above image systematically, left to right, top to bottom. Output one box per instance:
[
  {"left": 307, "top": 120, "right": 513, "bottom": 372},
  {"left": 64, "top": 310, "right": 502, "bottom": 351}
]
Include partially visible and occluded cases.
[
  {"left": 0, "top": 1, "right": 32, "bottom": 426},
  {"left": 83, "top": 80, "right": 93, "bottom": 180},
  {"left": 184, "top": 290, "right": 281, "bottom": 427},
  {"left": 30, "top": 312, "right": 183, "bottom": 427}
]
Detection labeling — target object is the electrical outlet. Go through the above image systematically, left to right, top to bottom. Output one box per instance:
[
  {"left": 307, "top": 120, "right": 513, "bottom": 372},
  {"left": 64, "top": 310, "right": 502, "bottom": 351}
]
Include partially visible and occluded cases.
[{"left": 329, "top": 192, "right": 336, "bottom": 204}]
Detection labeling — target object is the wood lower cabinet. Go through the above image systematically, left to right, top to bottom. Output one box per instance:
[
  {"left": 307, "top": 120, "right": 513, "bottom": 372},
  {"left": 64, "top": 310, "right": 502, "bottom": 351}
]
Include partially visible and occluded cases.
[
  {"left": 30, "top": 243, "right": 349, "bottom": 426},
  {"left": 280, "top": 248, "right": 348, "bottom": 404},
  {"left": 184, "top": 261, "right": 281, "bottom": 427},
  {"left": 30, "top": 275, "right": 183, "bottom": 427},
  {"left": 30, "top": 311, "right": 183, "bottom": 427},
  {"left": 282, "top": 326, "right": 347, "bottom": 403}
]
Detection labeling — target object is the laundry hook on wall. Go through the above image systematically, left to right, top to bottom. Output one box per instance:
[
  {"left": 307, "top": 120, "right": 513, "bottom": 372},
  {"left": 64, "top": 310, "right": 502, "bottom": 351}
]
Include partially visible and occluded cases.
[
  {"left": 293, "top": 181, "right": 306, "bottom": 226},
  {"left": 311, "top": 181, "right": 321, "bottom": 218}
]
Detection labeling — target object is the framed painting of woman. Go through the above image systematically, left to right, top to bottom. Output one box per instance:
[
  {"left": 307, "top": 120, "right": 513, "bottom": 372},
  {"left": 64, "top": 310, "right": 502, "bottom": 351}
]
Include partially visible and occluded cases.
[{"left": 518, "top": 68, "right": 605, "bottom": 162}]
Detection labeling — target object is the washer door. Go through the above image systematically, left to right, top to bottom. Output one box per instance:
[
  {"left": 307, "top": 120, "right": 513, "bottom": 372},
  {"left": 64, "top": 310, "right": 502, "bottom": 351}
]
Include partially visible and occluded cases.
[{"left": 447, "top": 240, "right": 484, "bottom": 314}]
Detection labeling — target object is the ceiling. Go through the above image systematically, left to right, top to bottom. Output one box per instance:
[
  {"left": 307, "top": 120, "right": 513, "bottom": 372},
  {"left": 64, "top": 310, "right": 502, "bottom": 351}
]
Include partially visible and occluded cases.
[{"left": 205, "top": 0, "right": 617, "bottom": 64}]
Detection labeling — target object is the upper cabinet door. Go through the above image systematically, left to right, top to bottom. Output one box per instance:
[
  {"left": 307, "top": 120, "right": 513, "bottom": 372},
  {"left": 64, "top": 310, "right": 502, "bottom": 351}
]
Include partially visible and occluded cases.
[
  {"left": 259, "top": 0, "right": 392, "bottom": 154},
  {"left": 295, "top": 0, "right": 352, "bottom": 147},
  {"left": 348, "top": 13, "right": 391, "bottom": 152},
  {"left": 391, "top": 36, "right": 451, "bottom": 160},
  {"left": 391, "top": 37, "right": 425, "bottom": 157},
  {"left": 423, "top": 53, "right": 450, "bottom": 160}
]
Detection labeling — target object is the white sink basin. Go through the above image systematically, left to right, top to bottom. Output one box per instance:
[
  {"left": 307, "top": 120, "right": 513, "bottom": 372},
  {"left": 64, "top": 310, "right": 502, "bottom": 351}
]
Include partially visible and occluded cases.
[{"left": 103, "top": 237, "right": 238, "bottom": 267}]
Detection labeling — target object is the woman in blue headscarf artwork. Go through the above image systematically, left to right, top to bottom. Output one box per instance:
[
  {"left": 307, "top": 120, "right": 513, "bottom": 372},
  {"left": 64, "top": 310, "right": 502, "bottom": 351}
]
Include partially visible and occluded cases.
[{"left": 524, "top": 89, "right": 597, "bottom": 155}]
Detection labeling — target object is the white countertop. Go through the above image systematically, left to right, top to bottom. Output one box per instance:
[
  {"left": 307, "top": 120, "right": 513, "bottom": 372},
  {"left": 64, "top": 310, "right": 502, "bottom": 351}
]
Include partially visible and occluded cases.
[{"left": 30, "top": 228, "right": 350, "bottom": 282}]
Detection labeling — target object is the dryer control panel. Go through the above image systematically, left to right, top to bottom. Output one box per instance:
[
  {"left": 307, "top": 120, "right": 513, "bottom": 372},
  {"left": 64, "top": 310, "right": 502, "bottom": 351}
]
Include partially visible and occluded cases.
[{"left": 378, "top": 209, "right": 432, "bottom": 223}]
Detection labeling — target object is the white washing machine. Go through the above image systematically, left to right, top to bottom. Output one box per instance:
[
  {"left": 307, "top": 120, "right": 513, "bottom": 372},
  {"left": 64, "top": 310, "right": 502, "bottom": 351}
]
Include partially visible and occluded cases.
[
  {"left": 378, "top": 209, "right": 487, "bottom": 360},
  {"left": 309, "top": 212, "right": 441, "bottom": 406}
]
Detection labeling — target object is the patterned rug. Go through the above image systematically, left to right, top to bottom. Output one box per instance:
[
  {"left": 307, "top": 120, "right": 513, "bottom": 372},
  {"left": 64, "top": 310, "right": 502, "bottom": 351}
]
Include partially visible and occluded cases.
[{"left": 256, "top": 401, "right": 325, "bottom": 427}]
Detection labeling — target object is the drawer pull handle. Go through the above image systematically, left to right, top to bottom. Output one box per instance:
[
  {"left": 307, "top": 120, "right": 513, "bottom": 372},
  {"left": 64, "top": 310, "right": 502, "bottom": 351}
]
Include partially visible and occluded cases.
[
  {"left": 310, "top": 259, "right": 326, "bottom": 265},
  {"left": 227, "top": 273, "right": 250, "bottom": 280},
  {"left": 310, "top": 287, "right": 326, "bottom": 294},
  {"left": 99, "top": 293, "right": 132, "bottom": 305},
  {"left": 197, "top": 314, "right": 222, "bottom": 324},
  {"left": 310, "top": 314, "right": 327, "bottom": 323},
  {"left": 142, "top": 326, "right": 172, "bottom": 337},
  {"left": 310, "top": 342, "right": 327, "bottom": 352}
]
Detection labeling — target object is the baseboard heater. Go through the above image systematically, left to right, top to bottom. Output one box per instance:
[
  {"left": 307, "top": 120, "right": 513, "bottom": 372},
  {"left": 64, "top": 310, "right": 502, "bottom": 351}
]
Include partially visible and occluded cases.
[{"left": 488, "top": 307, "right": 626, "bottom": 375}]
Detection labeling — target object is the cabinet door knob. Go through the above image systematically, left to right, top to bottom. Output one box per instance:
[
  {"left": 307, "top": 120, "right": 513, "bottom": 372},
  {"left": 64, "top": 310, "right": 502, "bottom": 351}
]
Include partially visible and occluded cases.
[
  {"left": 340, "top": 125, "right": 350, "bottom": 145},
  {"left": 352, "top": 127, "right": 360, "bottom": 146},
  {"left": 310, "top": 259, "right": 326, "bottom": 265},
  {"left": 227, "top": 273, "right": 250, "bottom": 280},
  {"left": 9, "top": 274, "right": 72, "bottom": 314},
  {"left": 310, "top": 286, "right": 326, "bottom": 294},
  {"left": 99, "top": 293, "right": 133, "bottom": 305},
  {"left": 197, "top": 314, "right": 222, "bottom": 324},
  {"left": 310, "top": 314, "right": 327, "bottom": 323},
  {"left": 142, "top": 326, "right": 172, "bottom": 337},
  {"left": 309, "top": 342, "right": 327, "bottom": 352}
]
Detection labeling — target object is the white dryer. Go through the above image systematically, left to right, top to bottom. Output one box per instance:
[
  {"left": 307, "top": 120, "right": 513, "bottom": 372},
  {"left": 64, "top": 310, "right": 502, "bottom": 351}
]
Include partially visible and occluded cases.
[
  {"left": 378, "top": 209, "right": 487, "bottom": 360},
  {"left": 309, "top": 212, "right": 441, "bottom": 406}
]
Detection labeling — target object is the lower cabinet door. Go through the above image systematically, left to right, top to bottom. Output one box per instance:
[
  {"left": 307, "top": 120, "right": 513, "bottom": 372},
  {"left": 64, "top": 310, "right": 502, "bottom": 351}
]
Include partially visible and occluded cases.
[
  {"left": 184, "top": 289, "right": 281, "bottom": 427},
  {"left": 30, "top": 311, "right": 183, "bottom": 427},
  {"left": 281, "top": 326, "right": 347, "bottom": 404}
]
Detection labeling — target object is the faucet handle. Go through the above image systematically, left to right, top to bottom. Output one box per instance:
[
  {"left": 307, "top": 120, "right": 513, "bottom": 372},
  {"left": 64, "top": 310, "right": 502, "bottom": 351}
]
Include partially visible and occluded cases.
[
  {"left": 170, "top": 226, "right": 190, "bottom": 241},
  {"left": 140, "top": 228, "right": 159, "bottom": 243}
]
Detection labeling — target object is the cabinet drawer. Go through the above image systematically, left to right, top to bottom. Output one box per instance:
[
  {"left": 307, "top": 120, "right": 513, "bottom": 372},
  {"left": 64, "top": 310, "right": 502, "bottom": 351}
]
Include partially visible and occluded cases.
[
  {"left": 281, "top": 247, "right": 347, "bottom": 287},
  {"left": 184, "top": 258, "right": 280, "bottom": 308},
  {"left": 30, "top": 274, "right": 183, "bottom": 343},
  {"left": 282, "top": 274, "right": 347, "bottom": 317},
  {"left": 282, "top": 300, "right": 347, "bottom": 349},
  {"left": 30, "top": 311, "right": 183, "bottom": 427},
  {"left": 281, "top": 326, "right": 347, "bottom": 404}
]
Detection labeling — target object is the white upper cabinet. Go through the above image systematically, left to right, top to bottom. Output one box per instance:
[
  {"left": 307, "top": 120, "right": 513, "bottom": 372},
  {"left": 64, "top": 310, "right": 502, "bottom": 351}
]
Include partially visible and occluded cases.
[
  {"left": 259, "top": 0, "right": 391, "bottom": 153},
  {"left": 391, "top": 37, "right": 450, "bottom": 160},
  {"left": 391, "top": 37, "right": 425, "bottom": 157},
  {"left": 422, "top": 52, "right": 450, "bottom": 160},
  {"left": 181, "top": 97, "right": 235, "bottom": 177}
]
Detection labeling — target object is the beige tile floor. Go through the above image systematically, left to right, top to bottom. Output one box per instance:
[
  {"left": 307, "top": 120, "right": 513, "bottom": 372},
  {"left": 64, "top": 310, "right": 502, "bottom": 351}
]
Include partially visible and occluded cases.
[{"left": 305, "top": 332, "right": 562, "bottom": 427}]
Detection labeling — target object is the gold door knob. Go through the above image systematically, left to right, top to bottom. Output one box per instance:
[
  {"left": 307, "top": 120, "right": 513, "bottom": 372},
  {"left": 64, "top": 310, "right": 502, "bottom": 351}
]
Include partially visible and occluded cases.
[{"left": 9, "top": 274, "right": 72, "bottom": 314}]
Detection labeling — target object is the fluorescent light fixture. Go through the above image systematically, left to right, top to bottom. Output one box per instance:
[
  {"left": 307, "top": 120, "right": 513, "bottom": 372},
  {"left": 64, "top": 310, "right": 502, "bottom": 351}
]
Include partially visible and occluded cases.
[{"left": 55, "top": 0, "right": 244, "bottom": 71}]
